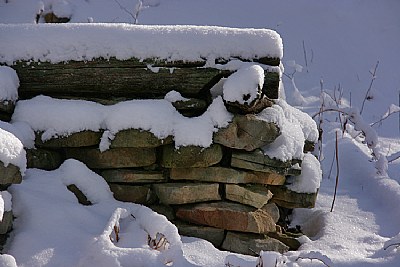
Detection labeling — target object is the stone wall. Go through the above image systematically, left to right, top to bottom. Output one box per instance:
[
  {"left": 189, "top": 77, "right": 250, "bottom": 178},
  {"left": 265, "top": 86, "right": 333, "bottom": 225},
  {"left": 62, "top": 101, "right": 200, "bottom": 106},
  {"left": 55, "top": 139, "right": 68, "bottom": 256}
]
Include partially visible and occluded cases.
[{"left": 4, "top": 55, "right": 318, "bottom": 256}]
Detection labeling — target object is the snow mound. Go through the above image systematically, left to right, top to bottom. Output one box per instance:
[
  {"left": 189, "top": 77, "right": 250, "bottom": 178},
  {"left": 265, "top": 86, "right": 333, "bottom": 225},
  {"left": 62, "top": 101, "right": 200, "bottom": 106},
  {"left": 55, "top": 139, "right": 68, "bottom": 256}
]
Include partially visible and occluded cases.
[
  {"left": 0, "top": 24, "right": 283, "bottom": 65},
  {"left": 223, "top": 64, "right": 264, "bottom": 105},
  {"left": 0, "top": 66, "right": 19, "bottom": 102},
  {"left": 0, "top": 127, "right": 26, "bottom": 175},
  {"left": 287, "top": 153, "right": 322, "bottom": 193}
]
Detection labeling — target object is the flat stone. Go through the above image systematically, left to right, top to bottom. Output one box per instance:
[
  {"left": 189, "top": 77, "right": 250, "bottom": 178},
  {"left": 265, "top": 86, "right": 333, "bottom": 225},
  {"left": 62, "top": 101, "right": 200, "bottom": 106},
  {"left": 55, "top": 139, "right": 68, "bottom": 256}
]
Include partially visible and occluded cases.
[
  {"left": 224, "top": 97, "right": 274, "bottom": 115},
  {"left": 172, "top": 98, "right": 208, "bottom": 117},
  {"left": 0, "top": 100, "right": 15, "bottom": 114},
  {"left": 214, "top": 114, "right": 280, "bottom": 151},
  {"left": 110, "top": 129, "right": 173, "bottom": 148},
  {"left": 36, "top": 130, "right": 102, "bottom": 147},
  {"left": 161, "top": 144, "right": 223, "bottom": 168},
  {"left": 65, "top": 147, "right": 156, "bottom": 169},
  {"left": 26, "top": 148, "right": 63, "bottom": 170},
  {"left": 231, "top": 150, "right": 302, "bottom": 176},
  {"left": 0, "top": 163, "right": 22, "bottom": 185},
  {"left": 170, "top": 167, "right": 285, "bottom": 185},
  {"left": 101, "top": 169, "right": 165, "bottom": 183},
  {"left": 153, "top": 183, "right": 220, "bottom": 205},
  {"left": 109, "top": 184, "right": 154, "bottom": 204},
  {"left": 225, "top": 184, "right": 273, "bottom": 209},
  {"left": 269, "top": 185, "right": 318, "bottom": 209},
  {"left": 176, "top": 201, "right": 276, "bottom": 234},
  {"left": 261, "top": 203, "right": 280, "bottom": 223},
  {"left": 148, "top": 204, "right": 175, "bottom": 221},
  {"left": 0, "top": 211, "right": 13, "bottom": 235},
  {"left": 174, "top": 221, "right": 225, "bottom": 247},
  {"left": 221, "top": 232, "right": 289, "bottom": 256},
  {"left": 267, "top": 232, "right": 301, "bottom": 250}
]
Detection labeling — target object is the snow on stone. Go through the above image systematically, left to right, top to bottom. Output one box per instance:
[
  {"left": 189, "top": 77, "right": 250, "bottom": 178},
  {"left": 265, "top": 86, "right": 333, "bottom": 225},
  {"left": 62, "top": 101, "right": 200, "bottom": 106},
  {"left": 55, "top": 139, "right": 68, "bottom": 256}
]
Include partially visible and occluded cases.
[
  {"left": 51, "top": 0, "right": 73, "bottom": 18},
  {"left": 0, "top": 24, "right": 283, "bottom": 65},
  {"left": 222, "top": 64, "right": 264, "bottom": 105},
  {"left": 0, "top": 66, "right": 19, "bottom": 102},
  {"left": 164, "top": 90, "right": 189, "bottom": 103},
  {"left": 12, "top": 95, "right": 233, "bottom": 149},
  {"left": 0, "top": 121, "right": 35, "bottom": 149},
  {"left": 0, "top": 127, "right": 26, "bottom": 175},
  {"left": 287, "top": 153, "right": 322, "bottom": 193},
  {"left": 0, "top": 191, "right": 12, "bottom": 221},
  {"left": 0, "top": 254, "right": 18, "bottom": 267}
]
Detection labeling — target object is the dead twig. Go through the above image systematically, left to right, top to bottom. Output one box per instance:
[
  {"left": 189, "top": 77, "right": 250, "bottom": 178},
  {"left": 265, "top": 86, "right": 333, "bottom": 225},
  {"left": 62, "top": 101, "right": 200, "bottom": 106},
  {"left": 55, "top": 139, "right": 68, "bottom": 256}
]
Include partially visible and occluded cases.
[
  {"left": 360, "top": 61, "right": 379, "bottom": 115},
  {"left": 330, "top": 131, "right": 339, "bottom": 212},
  {"left": 384, "top": 243, "right": 400, "bottom": 250},
  {"left": 296, "top": 256, "right": 331, "bottom": 267}
]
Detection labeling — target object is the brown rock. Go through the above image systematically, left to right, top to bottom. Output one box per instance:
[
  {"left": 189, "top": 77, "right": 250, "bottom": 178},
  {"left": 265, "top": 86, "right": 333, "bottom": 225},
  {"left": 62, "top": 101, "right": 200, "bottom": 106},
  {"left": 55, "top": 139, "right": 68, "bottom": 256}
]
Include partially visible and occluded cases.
[
  {"left": 224, "top": 96, "right": 274, "bottom": 115},
  {"left": 0, "top": 100, "right": 15, "bottom": 114},
  {"left": 214, "top": 114, "right": 280, "bottom": 151},
  {"left": 110, "top": 129, "right": 173, "bottom": 148},
  {"left": 36, "top": 130, "right": 101, "bottom": 148},
  {"left": 161, "top": 144, "right": 222, "bottom": 168},
  {"left": 65, "top": 147, "right": 156, "bottom": 169},
  {"left": 26, "top": 148, "right": 63, "bottom": 170},
  {"left": 0, "top": 163, "right": 22, "bottom": 185},
  {"left": 170, "top": 167, "right": 285, "bottom": 185},
  {"left": 101, "top": 169, "right": 165, "bottom": 183},
  {"left": 153, "top": 183, "right": 220, "bottom": 205},
  {"left": 67, "top": 184, "right": 92, "bottom": 206},
  {"left": 109, "top": 184, "right": 153, "bottom": 204},
  {"left": 225, "top": 184, "right": 273, "bottom": 209},
  {"left": 269, "top": 185, "right": 318, "bottom": 209},
  {"left": 176, "top": 201, "right": 276, "bottom": 234},
  {"left": 261, "top": 203, "right": 280, "bottom": 223},
  {"left": 148, "top": 204, "right": 175, "bottom": 221},
  {"left": 0, "top": 211, "right": 13, "bottom": 235},
  {"left": 174, "top": 221, "right": 225, "bottom": 247},
  {"left": 221, "top": 232, "right": 289, "bottom": 256},
  {"left": 266, "top": 232, "right": 301, "bottom": 250}
]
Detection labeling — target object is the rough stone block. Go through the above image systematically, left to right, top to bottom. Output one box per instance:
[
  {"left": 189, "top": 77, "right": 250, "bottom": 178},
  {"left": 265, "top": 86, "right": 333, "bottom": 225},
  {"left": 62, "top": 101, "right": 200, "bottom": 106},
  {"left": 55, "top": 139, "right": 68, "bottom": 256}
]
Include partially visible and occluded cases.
[
  {"left": 0, "top": 100, "right": 15, "bottom": 114},
  {"left": 214, "top": 114, "right": 280, "bottom": 151},
  {"left": 110, "top": 129, "right": 173, "bottom": 148},
  {"left": 35, "top": 130, "right": 102, "bottom": 148},
  {"left": 161, "top": 144, "right": 222, "bottom": 168},
  {"left": 65, "top": 147, "right": 156, "bottom": 169},
  {"left": 26, "top": 148, "right": 63, "bottom": 170},
  {"left": 231, "top": 157, "right": 301, "bottom": 176},
  {"left": 0, "top": 163, "right": 22, "bottom": 185},
  {"left": 170, "top": 167, "right": 285, "bottom": 185},
  {"left": 101, "top": 169, "right": 165, "bottom": 183},
  {"left": 153, "top": 183, "right": 220, "bottom": 205},
  {"left": 109, "top": 184, "right": 154, "bottom": 204},
  {"left": 225, "top": 184, "right": 273, "bottom": 209},
  {"left": 269, "top": 185, "right": 318, "bottom": 209},
  {"left": 176, "top": 201, "right": 276, "bottom": 234},
  {"left": 261, "top": 203, "right": 280, "bottom": 223},
  {"left": 148, "top": 204, "right": 175, "bottom": 221},
  {"left": 0, "top": 211, "right": 13, "bottom": 234},
  {"left": 174, "top": 221, "right": 225, "bottom": 247},
  {"left": 221, "top": 232, "right": 289, "bottom": 256},
  {"left": 267, "top": 232, "right": 301, "bottom": 250}
]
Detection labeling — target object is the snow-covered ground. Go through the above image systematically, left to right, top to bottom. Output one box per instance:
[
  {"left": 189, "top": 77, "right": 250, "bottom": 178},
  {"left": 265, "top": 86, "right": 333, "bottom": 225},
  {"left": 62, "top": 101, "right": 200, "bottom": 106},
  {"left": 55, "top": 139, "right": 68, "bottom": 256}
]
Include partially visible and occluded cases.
[{"left": 1, "top": 1, "right": 400, "bottom": 266}]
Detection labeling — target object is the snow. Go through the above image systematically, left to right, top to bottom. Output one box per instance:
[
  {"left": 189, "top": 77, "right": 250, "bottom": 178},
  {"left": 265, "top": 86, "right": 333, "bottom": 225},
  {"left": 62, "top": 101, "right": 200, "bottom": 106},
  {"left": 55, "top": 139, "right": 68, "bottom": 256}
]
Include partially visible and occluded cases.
[
  {"left": 1, "top": 1, "right": 400, "bottom": 267},
  {"left": 0, "top": 24, "right": 282, "bottom": 65},
  {"left": 222, "top": 65, "right": 264, "bottom": 105},
  {"left": 0, "top": 66, "right": 19, "bottom": 102},
  {"left": 0, "top": 127, "right": 26, "bottom": 175},
  {"left": 287, "top": 153, "right": 322, "bottom": 193},
  {"left": 0, "top": 191, "right": 12, "bottom": 221}
]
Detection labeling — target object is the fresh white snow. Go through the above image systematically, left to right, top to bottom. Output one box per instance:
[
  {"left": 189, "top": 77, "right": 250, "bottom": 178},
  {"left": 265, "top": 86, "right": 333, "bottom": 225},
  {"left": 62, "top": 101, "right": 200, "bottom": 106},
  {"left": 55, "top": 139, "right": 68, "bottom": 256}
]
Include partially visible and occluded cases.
[
  {"left": 0, "top": 0, "right": 399, "bottom": 267},
  {"left": 0, "top": 66, "right": 19, "bottom": 102}
]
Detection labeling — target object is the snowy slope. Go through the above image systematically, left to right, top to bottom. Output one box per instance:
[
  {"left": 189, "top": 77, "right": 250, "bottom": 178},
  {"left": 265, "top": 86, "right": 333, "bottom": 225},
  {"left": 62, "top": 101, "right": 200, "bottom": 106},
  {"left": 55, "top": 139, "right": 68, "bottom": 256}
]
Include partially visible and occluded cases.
[{"left": 1, "top": 1, "right": 400, "bottom": 266}]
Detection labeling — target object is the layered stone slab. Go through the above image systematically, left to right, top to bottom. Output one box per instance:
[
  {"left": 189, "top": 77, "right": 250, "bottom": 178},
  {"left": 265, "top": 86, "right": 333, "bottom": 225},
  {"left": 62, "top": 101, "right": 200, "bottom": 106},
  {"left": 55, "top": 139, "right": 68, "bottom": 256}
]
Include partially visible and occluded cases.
[
  {"left": 214, "top": 114, "right": 280, "bottom": 151},
  {"left": 110, "top": 129, "right": 173, "bottom": 148},
  {"left": 35, "top": 130, "right": 102, "bottom": 147},
  {"left": 161, "top": 144, "right": 222, "bottom": 168},
  {"left": 65, "top": 147, "right": 156, "bottom": 169},
  {"left": 26, "top": 148, "right": 63, "bottom": 170},
  {"left": 231, "top": 150, "right": 301, "bottom": 176},
  {"left": 0, "top": 163, "right": 22, "bottom": 185},
  {"left": 170, "top": 167, "right": 285, "bottom": 185},
  {"left": 101, "top": 169, "right": 165, "bottom": 183},
  {"left": 153, "top": 183, "right": 220, "bottom": 205},
  {"left": 109, "top": 184, "right": 153, "bottom": 204},
  {"left": 225, "top": 184, "right": 273, "bottom": 209},
  {"left": 269, "top": 185, "right": 318, "bottom": 209},
  {"left": 176, "top": 201, "right": 276, "bottom": 234},
  {"left": 261, "top": 203, "right": 280, "bottom": 223},
  {"left": 0, "top": 211, "right": 13, "bottom": 235},
  {"left": 174, "top": 221, "right": 225, "bottom": 247},
  {"left": 221, "top": 232, "right": 288, "bottom": 256}
]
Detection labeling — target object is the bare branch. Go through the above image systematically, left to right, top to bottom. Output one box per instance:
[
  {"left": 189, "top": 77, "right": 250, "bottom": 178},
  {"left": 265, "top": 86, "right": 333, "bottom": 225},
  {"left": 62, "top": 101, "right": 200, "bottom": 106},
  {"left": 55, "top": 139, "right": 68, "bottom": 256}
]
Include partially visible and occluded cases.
[
  {"left": 360, "top": 61, "right": 379, "bottom": 115},
  {"left": 330, "top": 131, "right": 340, "bottom": 212},
  {"left": 384, "top": 243, "right": 400, "bottom": 250},
  {"left": 296, "top": 256, "right": 331, "bottom": 267}
]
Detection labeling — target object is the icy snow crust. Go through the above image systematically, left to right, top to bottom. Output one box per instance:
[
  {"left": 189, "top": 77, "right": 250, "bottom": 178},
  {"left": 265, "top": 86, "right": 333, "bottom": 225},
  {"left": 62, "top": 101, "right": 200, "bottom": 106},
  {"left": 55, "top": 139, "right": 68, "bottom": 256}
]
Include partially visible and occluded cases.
[{"left": 0, "top": 24, "right": 282, "bottom": 65}]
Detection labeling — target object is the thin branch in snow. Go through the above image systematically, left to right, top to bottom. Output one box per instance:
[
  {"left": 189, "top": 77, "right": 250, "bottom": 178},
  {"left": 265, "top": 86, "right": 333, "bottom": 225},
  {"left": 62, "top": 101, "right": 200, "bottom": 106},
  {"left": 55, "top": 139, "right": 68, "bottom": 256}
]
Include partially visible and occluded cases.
[
  {"left": 360, "top": 61, "right": 379, "bottom": 115},
  {"left": 330, "top": 131, "right": 340, "bottom": 212},
  {"left": 387, "top": 151, "right": 400, "bottom": 163},
  {"left": 384, "top": 243, "right": 400, "bottom": 250},
  {"left": 296, "top": 256, "right": 331, "bottom": 267}
]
